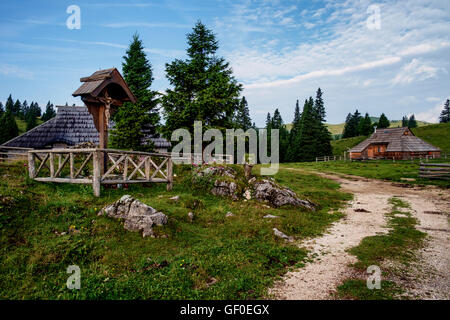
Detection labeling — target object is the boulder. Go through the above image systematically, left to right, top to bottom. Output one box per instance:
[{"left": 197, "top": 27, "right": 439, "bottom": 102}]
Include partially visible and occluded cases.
[
  {"left": 252, "top": 179, "right": 315, "bottom": 210},
  {"left": 211, "top": 180, "right": 238, "bottom": 200},
  {"left": 99, "top": 195, "right": 168, "bottom": 237},
  {"left": 273, "top": 228, "right": 294, "bottom": 242}
]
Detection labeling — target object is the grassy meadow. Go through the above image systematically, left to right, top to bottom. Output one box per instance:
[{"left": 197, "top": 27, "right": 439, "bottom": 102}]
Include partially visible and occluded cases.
[{"left": 0, "top": 161, "right": 350, "bottom": 299}]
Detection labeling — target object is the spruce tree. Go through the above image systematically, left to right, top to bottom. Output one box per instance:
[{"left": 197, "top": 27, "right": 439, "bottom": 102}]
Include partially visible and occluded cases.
[
  {"left": 162, "top": 21, "right": 242, "bottom": 139},
  {"left": 110, "top": 33, "right": 160, "bottom": 151},
  {"left": 313, "top": 89, "right": 332, "bottom": 157},
  {"left": 5, "top": 95, "right": 14, "bottom": 114},
  {"left": 235, "top": 96, "right": 252, "bottom": 130},
  {"left": 296, "top": 98, "right": 317, "bottom": 161},
  {"left": 14, "top": 99, "right": 22, "bottom": 118},
  {"left": 439, "top": 99, "right": 450, "bottom": 123},
  {"left": 287, "top": 100, "right": 302, "bottom": 162},
  {"left": 42, "top": 101, "right": 56, "bottom": 121},
  {"left": 0, "top": 102, "right": 4, "bottom": 118},
  {"left": 0, "top": 110, "right": 19, "bottom": 144},
  {"left": 342, "top": 113, "right": 353, "bottom": 138},
  {"left": 357, "top": 113, "right": 373, "bottom": 136},
  {"left": 378, "top": 113, "right": 390, "bottom": 128},
  {"left": 408, "top": 114, "right": 417, "bottom": 128},
  {"left": 402, "top": 116, "right": 408, "bottom": 127}
]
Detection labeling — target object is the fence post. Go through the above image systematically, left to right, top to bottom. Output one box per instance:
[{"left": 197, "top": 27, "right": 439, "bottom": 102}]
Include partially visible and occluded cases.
[
  {"left": 92, "top": 150, "right": 101, "bottom": 197},
  {"left": 28, "top": 152, "right": 35, "bottom": 179},
  {"left": 167, "top": 157, "right": 173, "bottom": 191}
]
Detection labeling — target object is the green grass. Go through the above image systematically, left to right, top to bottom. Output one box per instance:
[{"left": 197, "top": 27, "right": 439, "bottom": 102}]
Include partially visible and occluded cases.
[
  {"left": 15, "top": 117, "right": 44, "bottom": 135},
  {"left": 412, "top": 122, "right": 450, "bottom": 153},
  {"left": 331, "top": 135, "right": 367, "bottom": 156},
  {"left": 287, "top": 159, "right": 450, "bottom": 187},
  {"left": 0, "top": 161, "right": 350, "bottom": 299},
  {"left": 335, "top": 197, "right": 426, "bottom": 300}
]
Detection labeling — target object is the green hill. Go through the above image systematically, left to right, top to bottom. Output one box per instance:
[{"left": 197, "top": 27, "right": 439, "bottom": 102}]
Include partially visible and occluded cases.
[
  {"left": 15, "top": 117, "right": 44, "bottom": 135},
  {"left": 412, "top": 122, "right": 450, "bottom": 153},
  {"left": 330, "top": 123, "right": 450, "bottom": 155},
  {"left": 331, "top": 135, "right": 367, "bottom": 156}
]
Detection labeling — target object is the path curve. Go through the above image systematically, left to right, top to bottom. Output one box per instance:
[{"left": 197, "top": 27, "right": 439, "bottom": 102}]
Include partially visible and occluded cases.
[{"left": 270, "top": 169, "right": 450, "bottom": 300}]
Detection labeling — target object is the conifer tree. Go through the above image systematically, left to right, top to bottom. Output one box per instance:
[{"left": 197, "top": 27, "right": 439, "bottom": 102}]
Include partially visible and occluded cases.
[
  {"left": 162, "top": 21, "right": 242, "bottom": 140},
  {"left": 110, "top": 33, "right": 160, "bottom": 151},
  {"left": 5, "top": 95, "right": 14, "bottom": 114},
  {"left": 234, "top": 96, "right": 252, "bottom": 130},
  {"left": 13, "top": 99, "right": 22, "bottom": 118},
  {"left": 439, "top": 99, "right": 450, "bottom": 123},
  {"left": 287, "top": 100, "right": 302, "bottom": 162},
  {"left": 42, "top": 101, "right": 56, "bottom": 121},
  {"left": 0, "top": 102, "right": 4, "bottom": 118},
  {"left": 0, "top": 110, "right": 19, "bottom": 144},
  {"left": 357, "top": 113, "right": 373, "bottom": 136},
  {"left": 378, "top": 113, "right": 390, "bottom": 128},
  {"left": 408, "top": 114, "right": 417, "bottom": 128},
  {"left": 402, "top": 116, "right": 408, "bottom": 127}
]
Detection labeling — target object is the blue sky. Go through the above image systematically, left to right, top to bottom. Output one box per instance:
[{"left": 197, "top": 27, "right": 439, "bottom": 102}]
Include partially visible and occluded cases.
[{"left": 1, "top": 0, "right": 449, "bottom": 126}]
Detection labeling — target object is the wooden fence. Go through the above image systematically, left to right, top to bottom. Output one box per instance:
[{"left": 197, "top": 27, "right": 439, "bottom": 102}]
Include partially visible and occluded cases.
[
  {"left": 0, "top": 146, "right": 31, "bottom": 161},
  {"left": 28, "top": 148, "right": 173, "bottom": 196},
  {"left": 316, "top": 155, "right": 344, "bottom": 162},
  {"left": 419, "top": 163, "right": 450, "bottom": 181}
]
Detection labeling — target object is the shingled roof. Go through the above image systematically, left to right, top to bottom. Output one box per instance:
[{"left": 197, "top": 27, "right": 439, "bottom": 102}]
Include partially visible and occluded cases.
[
  {"left": 2, "top": 106, "right": 171, "bottom": 149},
  {"left": 349, "top": 127, "right": 440, "bottom": 153}
]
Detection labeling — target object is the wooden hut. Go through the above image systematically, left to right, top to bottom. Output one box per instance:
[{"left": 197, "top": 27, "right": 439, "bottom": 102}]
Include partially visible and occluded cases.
[
  {"left": 1, "top": 106, "right": 171, "bottom": 153},
  {"left": 349, "top": 127, "right": 441, "bottom": 160}
]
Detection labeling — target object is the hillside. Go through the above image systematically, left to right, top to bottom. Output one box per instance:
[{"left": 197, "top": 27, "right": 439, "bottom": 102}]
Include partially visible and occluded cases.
[
  {"left": 15, "top": 117, "right": 44, "bottom": 135},
  {"left": 412, "top": 122, "right": 450, "bottom": 153},
  {"left": 330, "top": 123, "right": 450, "bottom": 155},
  {"left": 331, "top": 135, "right": 367, "bottom": 156}
]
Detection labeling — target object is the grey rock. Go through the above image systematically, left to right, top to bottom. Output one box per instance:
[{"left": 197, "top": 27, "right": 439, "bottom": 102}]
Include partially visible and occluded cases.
[
  {"left": 252, "top": 179, "right": 315, "bottom": 210},
  {"left": 211, "top": 180, "right": 238, "bottom": 200},
  {"left": 99, "top": 195, "right": 167, "bottom": 237},
  {"left": 169, "top": 195, "right": 180, "bottom": 201},
  {"left": 188, "top": 211, "right": 194, "bottom": 222},
  {"left": 225, "top": 211, "right": 234, "bottom": 217},
  {"left": 263, "top": 214, "right": 279, "bottom": 219},
  {"left": 273, "top": 228, "right": 294, "bottom": 242}
]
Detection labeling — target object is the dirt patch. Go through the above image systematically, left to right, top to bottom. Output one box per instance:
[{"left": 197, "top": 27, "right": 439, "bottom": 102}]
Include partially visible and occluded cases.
[{"left": 270, "top": 168, "right": 450, "bottom": 300}]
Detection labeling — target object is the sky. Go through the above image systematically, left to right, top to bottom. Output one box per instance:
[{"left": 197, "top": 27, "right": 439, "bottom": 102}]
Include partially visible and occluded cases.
[{"left": 0, "top": 0, "right": 449, "bottom": 126}]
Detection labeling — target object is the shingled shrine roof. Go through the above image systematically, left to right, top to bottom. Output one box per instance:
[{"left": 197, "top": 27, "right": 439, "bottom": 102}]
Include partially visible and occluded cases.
[
  {"left": 73, "top": 68, "right": 136, "bottom": 105},
  {"left": 349, "top": 127, "right": 441, "bottom": 153}
]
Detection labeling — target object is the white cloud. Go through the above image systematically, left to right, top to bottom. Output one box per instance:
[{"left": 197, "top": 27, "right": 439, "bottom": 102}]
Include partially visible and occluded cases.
[
  {"left": 392, "top": 59, "right": 441, "bottom": 85},
  {"left": 0, "top": 64, "right": 33, "bottom": 79},
  {"left": 416, "top": 99, "right": 449, "bottom": 123}
]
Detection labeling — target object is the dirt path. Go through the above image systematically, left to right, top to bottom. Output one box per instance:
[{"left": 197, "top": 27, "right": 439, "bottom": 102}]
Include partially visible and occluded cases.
[{"left": 270, "top": 169, "right": 450, "bottom": 300}]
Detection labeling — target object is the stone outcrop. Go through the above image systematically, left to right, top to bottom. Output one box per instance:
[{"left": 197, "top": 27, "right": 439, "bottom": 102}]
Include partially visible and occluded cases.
[
  {"left": 194, "top": 165, "right": 315, "bottom": 210},
  {"left": 252, "top": 179, "right": 315, "bottom": 210},
  {"left": 98, "top": 195, "right": 168, "bottom": 237}
]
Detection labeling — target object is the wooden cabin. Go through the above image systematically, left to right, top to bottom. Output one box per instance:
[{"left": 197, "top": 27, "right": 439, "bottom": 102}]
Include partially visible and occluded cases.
[
  {"left": 1, "top": 106, "right": 171, "bottom": 153},
  {"left": 349, "top": 127, "right": 441, "bottom": 160}
]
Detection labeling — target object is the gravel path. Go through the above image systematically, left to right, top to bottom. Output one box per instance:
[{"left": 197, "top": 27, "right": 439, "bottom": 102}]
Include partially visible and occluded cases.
[{"left": 270, "top": 169, "right": 450, "bottom": 300}]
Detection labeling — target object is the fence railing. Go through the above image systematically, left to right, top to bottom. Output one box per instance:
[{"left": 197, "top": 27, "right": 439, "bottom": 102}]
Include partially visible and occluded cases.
[
  {"left": 0, "top": 146, "right": 31, "bottom": 161},
  {"left": 28, "top": 148, "right": 173, "bottom": 196},
  {"left": 172, "top": 153, "right": 234, "bottom": 164},
  {"left": 316, "top": 155, "right": 344, "bottom": 162},
  {"left": 419, "top": 163, "right": 450, "bottom": 181}
]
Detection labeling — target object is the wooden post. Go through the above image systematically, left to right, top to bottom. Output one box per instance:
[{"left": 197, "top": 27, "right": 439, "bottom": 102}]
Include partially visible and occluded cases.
[
  {"left": 92, "top": 150, "right": 101, "bottom": 197},
  {"left": 28, "top": 152, "right": 35, "bottom": 178},
  {"left": 49, "top": 152, "right": 55, "bottom": 178},
  {"left": 70, "top": 152, "right": 74, "bottom": 178},
  {"left": 123, "top": 156, "right": 128, "bottom": 181},
  {"left": 145, "top": 156, "right": 150, "bottom": 180},
  {"left": 167, "top": 157, "right": 173, "bottom": 191}
]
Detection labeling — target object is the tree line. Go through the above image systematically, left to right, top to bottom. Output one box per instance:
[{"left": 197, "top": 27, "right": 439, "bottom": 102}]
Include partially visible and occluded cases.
[
  {"left": 265, "top": 88, "right": 332, "bottom": 162},
  {"left": 0, "top": 95, "right": 56, "bottom": 144}
]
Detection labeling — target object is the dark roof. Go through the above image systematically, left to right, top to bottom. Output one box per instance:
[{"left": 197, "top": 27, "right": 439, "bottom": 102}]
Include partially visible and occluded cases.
[
  {"left": 73, "top": 68, "right": 137, "bottom": 104},
  {"left": 2, "top": 106, "right": 171, "bottom": 149},
  {"left": 349, "top": 127, "right": 440, "bottom": 153}
]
